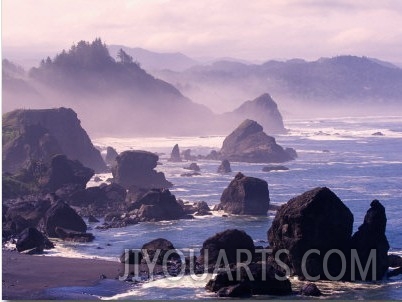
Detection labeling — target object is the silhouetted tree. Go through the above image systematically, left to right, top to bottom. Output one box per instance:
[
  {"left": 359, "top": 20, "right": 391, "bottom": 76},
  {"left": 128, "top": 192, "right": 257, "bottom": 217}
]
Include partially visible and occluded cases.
[{"left": 117, "top": 48, "right": 133, "bottom": 65}]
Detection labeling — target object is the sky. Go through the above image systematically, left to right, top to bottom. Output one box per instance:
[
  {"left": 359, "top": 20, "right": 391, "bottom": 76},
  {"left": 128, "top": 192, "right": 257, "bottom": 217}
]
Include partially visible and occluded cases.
[{"left": 3, "top": 0, "right": 402, "bottom": 64}]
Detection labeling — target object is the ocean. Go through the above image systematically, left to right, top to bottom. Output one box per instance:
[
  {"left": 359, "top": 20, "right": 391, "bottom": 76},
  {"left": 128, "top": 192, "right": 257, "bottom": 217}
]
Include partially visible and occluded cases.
[{"left": 42, "top": 116, "right": 402, "bottom": 299}]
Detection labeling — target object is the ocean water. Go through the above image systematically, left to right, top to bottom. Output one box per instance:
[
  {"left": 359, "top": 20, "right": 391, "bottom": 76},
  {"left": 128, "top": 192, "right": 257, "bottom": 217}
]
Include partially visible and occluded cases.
[{"left": 44, "top": 116, "right": 402, "bottom": 300}]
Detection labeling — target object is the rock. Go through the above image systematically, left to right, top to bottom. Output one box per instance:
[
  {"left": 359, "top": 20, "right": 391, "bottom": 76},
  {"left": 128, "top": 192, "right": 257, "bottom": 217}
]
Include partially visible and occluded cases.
[
  {"left": 224, "top": 93, "right": 287, "bottom": 134},
  {"left": 2, "top": 108, "right": 106, "bottom": 173},
  {"left": 220, "top": 119, "right": 296, "bottom": 163},
  {"left": 372, "top": 132, "right": 384, "bottom": 136},
  {"left": 169, "top": 144, "right": 182, "bottom": 162},
  {"left": 105, "top": 146, "right": 118, "bottom": 165},
  {"left": 182, "top": 149, "right": 196, "bottom": 161},
  {"left": 111, "top": 150, "right": 172, "bottom": 189},
  {"left": 205, "top": 150, "right": 220, "bottom": 160},
  {"left": 43, "top": 154, "right": 94, "bottom": 192},
  {"left": 217, "top": 159, "right": 232, "bottom": 173},
  {"left": 184, "top": 163, "right": 200, "bottom": 171},
  {"left": 262, "top": 165, "right": 289, "bottom": 172},
  {"left": 180, "top": 172, "right": 201, "bottom": 177},
  {"left": 216, "top": 172, "right": 270, "bottom": 215},
  {"left": 267, "top": 187, "right": 354, "bottom": 280},
  {"left": 129, "top": 189, "right": 185, "bottom": 221},
  {"left": 5, "top": 199, "right": 51, "bottom": 230},
  {"left": 44, "top": 200, "right": 87, "bottom": 238},
  {"left": 350, "top": 200, "right": 389, "bottom": 280},
  {"left": 194, "top": 201, "right": 212, "bottom": 216},
  {"left": 88, "top": 215, "right": 100, "bottom": 223},
  {"left": 16, "top": 227, "right": 53, "bottom": 253},
  {"left": 54, "top": 227, "right": 94, "bottom": 242},
  {"left": 199, "top": 229, "right": 255, "bottom": 267},
  {"left": 141, "top": 238, "right": 180, "bottom": 265},
  {"left": 120, "top": 249, "right": 143, "bottom": 264},
  {"left": 388, "top": 254, "right": 402, "bottom": 267},
  {"left": 206, "top": 262, "right": 292, "bottom": 296},
  {"left": 388, "top": 267, "right": 402, "bottom": 278},
  {"left": 299, "top": 283, "right": 322, "bottom": 296}
]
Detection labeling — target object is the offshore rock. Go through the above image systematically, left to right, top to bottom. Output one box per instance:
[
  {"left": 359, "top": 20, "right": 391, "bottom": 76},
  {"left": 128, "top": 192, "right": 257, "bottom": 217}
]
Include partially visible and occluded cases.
[
  {"left": 169, "top": 144, "right": 182, "bottom": 162},
  {"left": 217, "top": 159, "right": 232, "bottom": 173}
]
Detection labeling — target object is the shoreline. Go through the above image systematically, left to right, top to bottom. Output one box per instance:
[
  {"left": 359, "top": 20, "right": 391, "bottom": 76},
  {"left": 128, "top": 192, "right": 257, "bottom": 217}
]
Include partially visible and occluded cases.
[{"left": 2, "top": 249, "right": 124, "bottom": 300}]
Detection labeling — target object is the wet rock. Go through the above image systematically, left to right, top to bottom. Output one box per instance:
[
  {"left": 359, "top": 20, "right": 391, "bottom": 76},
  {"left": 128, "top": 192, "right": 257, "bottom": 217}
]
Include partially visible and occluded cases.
[
  {"left": 372, "top": 132, "right": 384, "bottom": 136},
  {"left": 105, "top": 146, "right": 119, "bottom": 165},
  {"left": 182, "top": 149, "right": 197, "bottom": 161},
  {"left": 217, "top": 159, "right": 232, "bottom": 173},
  {"left": 184, "top": 163, "right": 200, "bottom": 171},
  {"left": 262, "top": 165, "right": 289, "bottom": 172},
  {"left": 180, "top": 172, "right": 201, "bottom": 177},
  {"left": 216, "top": 172, "right": 269, "bottom": 215},
  {"left": 268, "top": 187, "right": 354, "bottom": 280},
  {"left": 350, "top": 200, "right": 389, "bottom": 280},
  {"left": 194, "top": 201, "right": 212, "bottom": 216},
  {"left": 88, "top": 215, "right": 100, "bottom": 223},
  {"left": 16, "top": 227, "right": 53, "bottom": 253},
  {"left": 54, "top": 227, "right": 94, "bottom": 242},
  {"left": 199, "top": 229, "right": 255, "bottom": 267},
  {"left": 141, "top": 238, "right": 180, "bottom": 265},
  {"left": 388, "top": 254, "right": 402, "bottom": 267},
  {"left": 299, "top": 283, "right": 322, "bottom": 296}
]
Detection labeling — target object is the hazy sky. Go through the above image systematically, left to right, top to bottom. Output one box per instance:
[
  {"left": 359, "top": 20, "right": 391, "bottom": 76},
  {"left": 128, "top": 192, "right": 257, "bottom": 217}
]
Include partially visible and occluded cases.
[{"left": 3, "top": 0, "right": 402, "bottom": 63}]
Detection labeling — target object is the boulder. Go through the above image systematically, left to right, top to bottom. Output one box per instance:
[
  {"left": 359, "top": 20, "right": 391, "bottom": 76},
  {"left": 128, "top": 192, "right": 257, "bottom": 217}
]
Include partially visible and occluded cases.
[
  {"left": 2, "top": 108, "right": 106, "bottom": 173},
  {"left": 220, "top": 119, "right": 296, "bottom": 163},
  {"left": 169, "top": 144, "right": 182, "bottom": 162},
  {"left": 105, "top": 146, "right": 118, "bottom": 165},
  {"left": 111, "top": 150, "right": 172, "bottom": 189},
  {"left": 217, "top": 159, "right": 232, "bottom": 173},
  {"left": 184, "top": 163, "right": 200, "bottom": 171},
  {"left": 262, "top": 165, "right": 289, "bottom": 172},
  {"left": 216, "top": 172, "right": 270, "bottom": 215},
  {"left": 267, "top": 187, "right": 354, "bottom": 280},
  {"left": 129, "top": 189, "right": 184, "bottom": 221},
  {"left": 5, "top": 199, "right": 51, "bottom": 230},
  {"left": 44, "top": 200, "right": 87, "bottom": 238},
  {"left": 350, "top": 200, "right": 389, "bottom": 280},
  {"left": 194, "top": 201, "right": 212, "bottom": 216},
  {"left": 16, "top": 227, "right": 53, "bottom": 253},
  {"left": 54, "top": 227, "right": 94, "bottom": 242},
  {"left": 199, "top": 229, "right": 255, "bottom": 267},
  {"left": 141, "top": 238, "right": 180, "bottom": 265},
  {"left": 120, "top": 249, "right": 143, "bottom": 264},
  {"left": 388, "top": 254, "right": 402, "bottom": 268},
  {"left": 206, "top": 262, "right": 292, "bottom": 297},
  {"left": 299, "top": 283, "right": 322, "bottom": 296}
]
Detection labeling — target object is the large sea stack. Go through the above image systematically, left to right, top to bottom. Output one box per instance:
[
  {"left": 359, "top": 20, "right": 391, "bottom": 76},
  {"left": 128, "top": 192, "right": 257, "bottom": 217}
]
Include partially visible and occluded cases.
[
  {"left": 2, "top": 108, "right": 106, "bottom": 173},
  {"left": 220, "top": 119, "right": 296, "bottom": 163}
]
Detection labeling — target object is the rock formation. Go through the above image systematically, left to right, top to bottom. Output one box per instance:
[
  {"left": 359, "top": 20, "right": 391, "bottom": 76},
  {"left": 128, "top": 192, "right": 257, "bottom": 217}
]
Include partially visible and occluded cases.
[
  {"left": 2, "top": 108, "right": 106, "bottom": 173},
  {"left": 220, "top": 119, "right": 296, "bottom": 163},
  {"left": 169, "top": 144, "right": 182, "bottom": 162},
  {"left": 105, "top": 146, "right": 119, "bottom": 166},
  {"left": 111, "top": 150, "right": 172, "bottom": 189},
  {"left": 217, "top": 159, "right": 232, "bottom": 173},
  {"left": 216, "top": 172, "right": 270, "bottom": 215},
  {"left": 267, "top": 187, "right": 354, "bottom": 280},
  {"left": 350, "top": 199, "right": 389, "bottom": 280},
  {"left": 16, "top": 227, "right": 53, "bottom": 253}
]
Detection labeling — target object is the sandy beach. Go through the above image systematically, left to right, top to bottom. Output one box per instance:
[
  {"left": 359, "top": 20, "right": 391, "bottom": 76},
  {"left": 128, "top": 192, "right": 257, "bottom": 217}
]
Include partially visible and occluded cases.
[{"left": 2, "top": 249, "right": 123, "bottom": 300}]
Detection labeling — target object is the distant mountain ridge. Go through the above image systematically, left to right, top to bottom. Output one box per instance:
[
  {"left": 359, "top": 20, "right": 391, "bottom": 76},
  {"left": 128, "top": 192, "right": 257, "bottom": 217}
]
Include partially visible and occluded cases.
[{"left": 156, "top": 55, "right": 402, "bottom": 115}]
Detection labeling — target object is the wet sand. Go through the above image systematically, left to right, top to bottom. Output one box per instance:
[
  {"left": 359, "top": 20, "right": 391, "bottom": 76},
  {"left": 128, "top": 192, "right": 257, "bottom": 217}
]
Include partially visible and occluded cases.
[{"left": 2, "top": 249, "right": 123, "bottom": 300}]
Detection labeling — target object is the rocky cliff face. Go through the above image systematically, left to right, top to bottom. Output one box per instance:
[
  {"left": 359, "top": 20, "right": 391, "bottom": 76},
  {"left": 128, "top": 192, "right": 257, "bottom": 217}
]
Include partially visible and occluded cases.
[
  {"left": 2, "top": 108, "right": 106, "bottom": 173},
  {"left": 220, "top": 119, "right": 296, "bottom": 163}
]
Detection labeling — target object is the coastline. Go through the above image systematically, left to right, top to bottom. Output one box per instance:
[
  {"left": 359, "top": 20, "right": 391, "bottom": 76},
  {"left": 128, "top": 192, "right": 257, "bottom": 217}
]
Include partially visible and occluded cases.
[{"left": 2, "top": 249, "right": 123, "bottom": 300}]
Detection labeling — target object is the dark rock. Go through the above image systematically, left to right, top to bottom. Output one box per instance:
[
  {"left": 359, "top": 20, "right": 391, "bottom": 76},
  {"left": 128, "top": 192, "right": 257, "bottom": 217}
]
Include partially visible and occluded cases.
[
  {"left": 2, "top": 108, "right": 106, "bottom": 173},
  {"left": 220, "top": 119, "right": 296, "bottom": 163},
  {"left": 372, "top": 132, "right": 384, "bottom": 136},
  {"left": 169, "top": 144, "right": 182, "bottom": 162},
  {"left": 105, "top": 146, "right": 119, "bottom": 165},
  {"left": 111, "top": 150, "right": 172, "bottom": 189},
  {"left": 205, "top": 150, "right": 220, "bottom": 160},
  {"left": 44, "top": 154, "right": 94, "bottom": 192},
  {"left": 217, "top": 159, "right": 232, "bottom": 173},
  {"left": 184, "top": 163, "right": 200, "bottom": 171},
  {"left": 262, "top": 165, "right": 289, "bottom": 172},
  {"left": 180, "top": 172, "right": 201, "bottom": 177},
  {"left": 216, "top": 172, "right": 270, "bottom": 215},
  {"left": 93, "top": 176, "right": 102, "bottom": 182},
  {"left": 267, "top": 187, "right": 354, "bottom": 280},
  {"left": 129, "top": 189, "right": 184, "bottom": 221},
  {"left": 5, "top": 199, "right": 51, "bottom": 230},
  {"left": 44, "top": 200, "right": 87, "bottom": 238},
  {"left": 350, "top": 200, "right": 389, "bottom": 280},
  {"left": 194, "top": 201, "right": 212, "bottom": 216},
  {"left": 88, "top": 215, "right": 100, "bottom": 223},
  {"left": 16, "top": 227, "right": 52, "bottom": 253},
  {"left": 54, "top": 227, "right": 94, "bottom": 242},
  {"left": 199, "top": 229, "right": 255, "bottom": 267},
  {"left": 141, "top": 238, "right": 180, "bottom": 265},
  {"left": 120, "top": 249, "right": 143, "bottom": 264},
  {"left": 388, "top": 254, "right": 402, "bottom": 267},
  {"left": 388, "top": 267, "right": 402, "bottom": 278},
  {"left": 217, "top": 283, "right": 252, "bottom": 298},
  {"left": 299, "top": 283, "right": 322, "bottom": 296}
]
